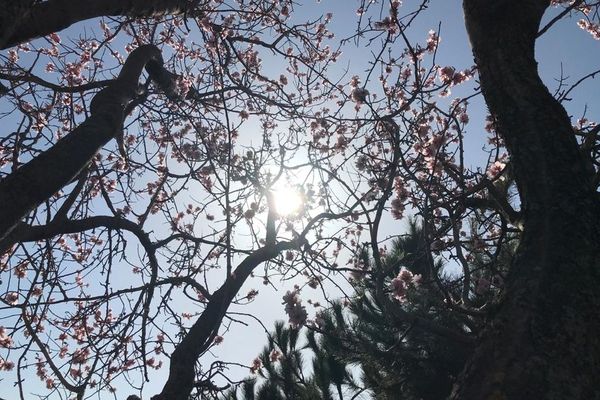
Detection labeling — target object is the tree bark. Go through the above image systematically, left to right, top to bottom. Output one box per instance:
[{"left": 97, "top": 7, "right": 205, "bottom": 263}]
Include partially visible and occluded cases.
[
  {"left": 0, "top": 0, "right": 199, "bottom": 50},
  {"left": 0, "top": 0, "right": 35, "bottom": 49},
  {"left": 452, "top": 1, "right": 600, "bottom": 399}
]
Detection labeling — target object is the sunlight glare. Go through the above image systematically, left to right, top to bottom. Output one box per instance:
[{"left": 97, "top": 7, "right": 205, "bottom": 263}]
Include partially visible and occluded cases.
[{"left": 273, "top": 187, "right": 303, "bottom": 217}]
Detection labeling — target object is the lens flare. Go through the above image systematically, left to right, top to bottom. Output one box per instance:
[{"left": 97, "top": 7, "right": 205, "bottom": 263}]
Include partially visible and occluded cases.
[{"left": 272, "top": 187, "right": 303, "bottom": 216}]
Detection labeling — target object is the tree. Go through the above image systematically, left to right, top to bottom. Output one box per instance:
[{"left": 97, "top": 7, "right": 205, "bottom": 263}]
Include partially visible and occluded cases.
[
  {"left": 0, "top": 1, "right": 599, "bottom": 399},
  {"left": 450, "top": 1, "right": 600, "bottom": 398},
  {"left": 0, "top": 3, "right": 347, "bottom": 399},
  {"left": 231, "top": 221, "right": 510, "bottom": 400},
  {"left": 319, "top": 221, "right": 474, "bottom": 400},
  {"left": 220, "top": 321, "right": 359, "bottom": 400}
]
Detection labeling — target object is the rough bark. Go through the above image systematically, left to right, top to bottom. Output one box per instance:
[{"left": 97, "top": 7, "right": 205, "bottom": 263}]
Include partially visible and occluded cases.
[
  {"left": 0, "top": 0, "right": 35, "bottom": 49},
  {"left": 1, "top": 0, "right": 199, "bottom": 50},
  {"left": 451, "top": 1, "right": 600, "bottom": 399},
  {"left": 0, "top": 44, "right": 168, "bottom": 240}
]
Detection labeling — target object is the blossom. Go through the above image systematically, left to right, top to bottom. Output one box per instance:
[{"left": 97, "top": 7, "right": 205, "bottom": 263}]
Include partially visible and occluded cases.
[
  {"left": 578, "top": 19, "right": 600, "bottom": 40},
  {"left": 426, "top": 30, "right": 439, "bottom": 53},
  {"left": 49, "top": 32, "right": 61, "bottom": 44},
  {"left": 438, "top": 66, "right": 456, "bottom": 84},
  {"left": 351, "top": 88, "right": 370, "bottom": 103},
  {"left": 486, "top": 161, "right": 506, "bottom": 179},
  {"left": 391, "top": 198, "right": 404, "bottom": 219},
  {"left": 390, "top": 267, "right": 421, "bottom": 301},
  {"left": 246, "top": 289, "right": 258, "bottom": 300},
  {"left": 282, "top": 289, "right": 307, "bottom": 327},
  {"left": 4, "top": 292, "right": 18, "bottom": 305},
  {"left": 0, "top": 327, "right": 13, "bottom": 348},
  {"left": 71, "top": 348, "right": 89, "bottom": 364},
  {"left": 269, "top": 349, "right": 282, "bottom": 362},
  {"left": 0, "top": 357, "right": 14, "bottom": 371},
  {"left": 250, "top": 357, "right": 262, "bottom": 374}
]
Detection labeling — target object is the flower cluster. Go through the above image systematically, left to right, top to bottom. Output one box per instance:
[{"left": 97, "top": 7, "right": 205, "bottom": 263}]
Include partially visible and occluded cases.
[
  {"left": 578, "top": 19, "right": 600, "bottom": 40},
  {"left": 390, "top": 267, "right": 421, "bottom": 302},
  {"left": 282, "top": 288, "right": 307, "bottom": 327},
  {"left": 0, "top": 327, "right": 13, "bottom": 348},
  {"left": 269, "top": 349, "right": 282, "bottom": 362},
  {"left": 250, "top": 357, "right": 262, "bottom": 374}
]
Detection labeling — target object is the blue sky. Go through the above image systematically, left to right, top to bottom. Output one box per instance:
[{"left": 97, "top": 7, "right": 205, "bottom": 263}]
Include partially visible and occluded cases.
[
  {"left": 177, "top": 0, "right": 600, "bottom": 395},
  {"left": 1, "top": 1, "right": 599, "bottom": 399}
]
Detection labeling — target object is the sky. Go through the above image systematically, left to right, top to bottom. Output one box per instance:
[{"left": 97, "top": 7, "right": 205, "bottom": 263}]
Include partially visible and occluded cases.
[
  {"left": 171, "top": 0, "right": 600, "bottom": 395},
  {"left": 1, "top": 1, "right": 599, "bottom": 399}
]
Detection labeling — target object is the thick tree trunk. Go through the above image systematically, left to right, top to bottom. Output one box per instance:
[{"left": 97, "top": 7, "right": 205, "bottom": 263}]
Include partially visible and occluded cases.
[
  {"left": 0, "top": 0, "right": 35, "bottom": 49},
  {"left": 452, "top": 1, "right": 600, "bottom": 399}
]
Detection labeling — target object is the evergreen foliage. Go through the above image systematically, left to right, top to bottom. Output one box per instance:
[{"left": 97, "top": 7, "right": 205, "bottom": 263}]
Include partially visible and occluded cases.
[{"left": 226, "top": 221, "right": 517, "bottom": 399}]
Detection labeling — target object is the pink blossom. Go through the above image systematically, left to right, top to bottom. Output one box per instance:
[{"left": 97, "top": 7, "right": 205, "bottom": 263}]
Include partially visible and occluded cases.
[
  {"left": 578, "top": 19, "right": 600, "bottom": 40},
  {"left": 426, "top": 30, "right": 440, "bottom": 53},
  {"left": 49, "top": 32, "right": 61, "bottom": 44},
  {"left": 8, "top": 50, "right": 18, "bottom": 63},
  {"left": 439, "top": 66, "right": 455, "bottom": 84},
  {"left": 351, "top": 88, "right": 370, "bottom": 103},
  {"left": 486, "top": 161, "right": 506, "bottom": 179},
  {"left": 391, "top": 198, "right": 404, "bottom": 219},
  {"left": 285, "top": 250, "right": 294, "bottom": 261},
  {"left": 398, "top": 267, "right": 413, "bottom": 283},
  {"left": 390, "top": 268, "right": 421, "bottom": 301},
  {"left": 390, "top": 277, "right": 407, "bottom": 301},
  {"left": 282, "top": 289, "right": 307, "bottom": 327},
  {"left": 4, "top": 292, "right": 18, "bottom": 305},
  {"left": 0, "top": 327, "right": 13, "bottom": 348},
  {"left": 71, "top": 348, "right": 89, "bottom": 364},
  {"left": 269, "top": 349, "right": 282, "bottom": 362},
  {"left": 250, "top": 357, "right": 262, "bottom": 374},
  {"left": 0, "top": 358, "right": 14, "bottom": 371},
  {"left": 69, "top": 368, "right": 82, "bottom": 378}
]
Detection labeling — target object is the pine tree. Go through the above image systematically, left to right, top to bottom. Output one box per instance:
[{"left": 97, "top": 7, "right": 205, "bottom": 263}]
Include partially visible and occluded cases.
[
  {"left": 229, "top": 221, "right": 512, "bottom": 399},
  {"left": 318, "top": 221, "right": 473, "bottom": 400},
  {"left": 221, "top": 321, "right": 360, "bottom": 400}
]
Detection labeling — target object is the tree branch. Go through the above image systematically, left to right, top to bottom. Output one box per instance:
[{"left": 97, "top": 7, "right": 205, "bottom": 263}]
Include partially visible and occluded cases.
[
  {"left": 2, "top": 0, "right": 200, "bottom": 49},
  {"left": 0, "top": 44, "right": 186, "bottom": 241},
  {"left": 154, "top": 240, "right": 299, "bottom": 400}
]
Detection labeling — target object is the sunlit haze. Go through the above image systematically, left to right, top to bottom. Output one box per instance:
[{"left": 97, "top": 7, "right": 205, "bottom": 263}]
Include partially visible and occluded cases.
[{"left": 273, "top": 187, "right": 304, "bottom": 217}]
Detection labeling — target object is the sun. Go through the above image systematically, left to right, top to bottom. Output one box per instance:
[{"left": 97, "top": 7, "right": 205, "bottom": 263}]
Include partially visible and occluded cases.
[{"left": 272, "top": 187, "right": 304, "bottom": 217}]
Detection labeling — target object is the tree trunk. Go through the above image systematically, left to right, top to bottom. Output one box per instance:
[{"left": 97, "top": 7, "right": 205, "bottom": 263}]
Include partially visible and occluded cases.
[
  {"left": 0, "top": 0, "right": 35, "bottom": 49},
  {"left": 451, "top": 1, "right": 600, "bottom": 399}
]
